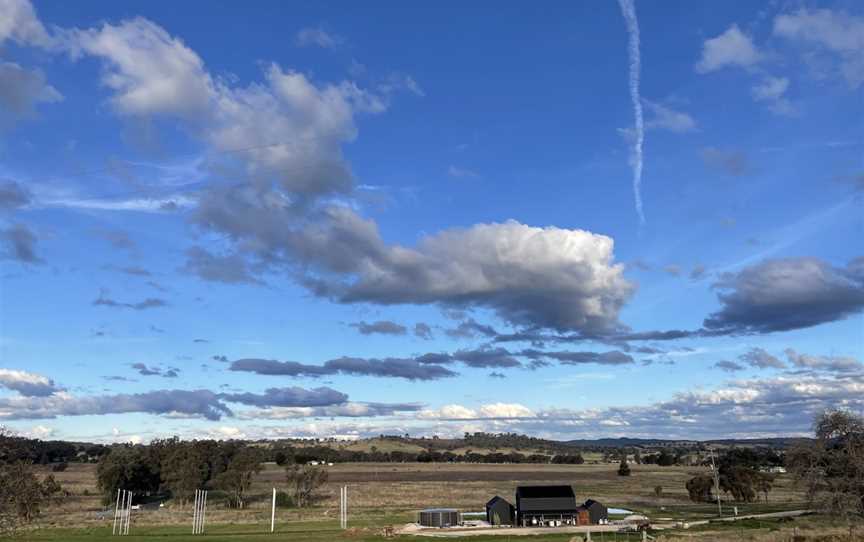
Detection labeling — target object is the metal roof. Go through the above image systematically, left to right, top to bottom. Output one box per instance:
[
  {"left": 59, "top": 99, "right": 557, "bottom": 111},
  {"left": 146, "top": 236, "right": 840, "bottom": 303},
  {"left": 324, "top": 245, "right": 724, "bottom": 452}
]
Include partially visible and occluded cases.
[
  {"left": 515, "top": 485, "right": 575, "bottom": 498},
  {"left": 420, "top": 508, "right": 458, "bottom": 513}
]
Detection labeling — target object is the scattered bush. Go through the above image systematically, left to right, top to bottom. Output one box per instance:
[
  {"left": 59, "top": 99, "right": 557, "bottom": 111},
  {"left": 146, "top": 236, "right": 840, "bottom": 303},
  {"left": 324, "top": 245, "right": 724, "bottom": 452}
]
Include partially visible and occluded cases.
[
  {"left": 617, "top": 458, "right": 631, "bottom": 476},
  {"left": 274, "top": 491, "right": 294, "bottom": 508}
]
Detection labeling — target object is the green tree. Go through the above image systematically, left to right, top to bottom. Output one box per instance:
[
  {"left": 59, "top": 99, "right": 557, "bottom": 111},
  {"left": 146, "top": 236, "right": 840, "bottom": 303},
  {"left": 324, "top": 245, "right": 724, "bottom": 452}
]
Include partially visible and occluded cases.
[
  {"left": 160, "top": 443, "right": 210, "bottom": 505},
  {"left": 96, "top": 446, "right": 160, "bottom": 503},
  {"left": 214, "top": 447, "right": 263, "bottom": 508},
  {"left": 617, "top": 457, "right": 631, "bottom": 476},
  {"left": 0, "top": 462, "right": 62, "bottom": 523},
  {"left": 285, "top": 465, "right": 328, "bottom": 508},
  {"left": 686, "top": 475, "right": 714, "bottom": 503}
]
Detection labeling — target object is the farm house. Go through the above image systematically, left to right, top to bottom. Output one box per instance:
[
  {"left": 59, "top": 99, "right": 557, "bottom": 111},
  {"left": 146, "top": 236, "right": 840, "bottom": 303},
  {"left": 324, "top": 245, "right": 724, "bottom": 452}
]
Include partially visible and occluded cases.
[{"left": 514, "top": 485, "right": 578, "bottom": 526}]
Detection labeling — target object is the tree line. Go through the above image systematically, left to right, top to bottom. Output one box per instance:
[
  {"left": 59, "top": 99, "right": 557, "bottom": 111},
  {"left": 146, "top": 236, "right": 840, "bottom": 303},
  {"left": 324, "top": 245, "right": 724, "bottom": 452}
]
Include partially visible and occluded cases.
[
  {"left": 96, "top": 438, "right": 264, "bottom": 508},
  {"left": 271, "top": 445, "right": 585, "bottom": 465}
]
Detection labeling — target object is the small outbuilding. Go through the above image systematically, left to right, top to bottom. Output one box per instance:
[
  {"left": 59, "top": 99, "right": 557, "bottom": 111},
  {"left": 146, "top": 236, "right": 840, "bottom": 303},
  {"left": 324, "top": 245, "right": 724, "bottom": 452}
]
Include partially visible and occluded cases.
[
  {"left": 486, "top": 496, "right": 515, "bottom": 526},
  {"left": 583, "top": 499, "right": 608, "bottom": 524},
  {"left": 419, "top": 508, "right": 460, "bottom": 528}
]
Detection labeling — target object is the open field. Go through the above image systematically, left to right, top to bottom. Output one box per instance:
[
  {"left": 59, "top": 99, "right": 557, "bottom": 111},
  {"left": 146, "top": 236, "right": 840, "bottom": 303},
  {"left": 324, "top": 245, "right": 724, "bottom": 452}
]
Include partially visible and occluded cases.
[{"left": 9, "top": 462, "right": 850, "bottom": 541}]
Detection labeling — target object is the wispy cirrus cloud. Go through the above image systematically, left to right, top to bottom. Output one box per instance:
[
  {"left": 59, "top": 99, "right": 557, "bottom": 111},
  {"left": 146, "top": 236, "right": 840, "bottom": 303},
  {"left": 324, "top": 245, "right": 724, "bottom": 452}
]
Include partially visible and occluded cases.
[{"left": 93, "top": 289, "right": 168, "bottom": 310}]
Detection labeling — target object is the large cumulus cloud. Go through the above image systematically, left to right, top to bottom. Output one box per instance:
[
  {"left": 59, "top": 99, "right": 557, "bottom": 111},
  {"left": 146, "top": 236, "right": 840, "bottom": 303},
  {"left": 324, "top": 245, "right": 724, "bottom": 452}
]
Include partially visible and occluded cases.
[
  {"left": 9, "top": 4, "right": 637, "bottom": 334},
  {"left": 210, "top": 209, "right": 634, "bottom": 332},
  {"left": 704, "top": 257, "right": 864, "bottom": 333}
]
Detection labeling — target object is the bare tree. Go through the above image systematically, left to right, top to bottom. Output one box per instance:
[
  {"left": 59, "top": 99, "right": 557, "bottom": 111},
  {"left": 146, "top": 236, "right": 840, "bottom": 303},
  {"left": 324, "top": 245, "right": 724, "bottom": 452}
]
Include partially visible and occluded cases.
[{"left": 788, "top": 410, "right": 864, "bottom": 533}]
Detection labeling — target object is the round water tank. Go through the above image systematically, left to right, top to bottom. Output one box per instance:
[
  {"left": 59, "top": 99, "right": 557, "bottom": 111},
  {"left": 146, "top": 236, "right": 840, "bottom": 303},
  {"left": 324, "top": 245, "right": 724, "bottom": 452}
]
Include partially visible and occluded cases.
[{"left": 419, "top": 508, "right": 460, "bottom": 527}]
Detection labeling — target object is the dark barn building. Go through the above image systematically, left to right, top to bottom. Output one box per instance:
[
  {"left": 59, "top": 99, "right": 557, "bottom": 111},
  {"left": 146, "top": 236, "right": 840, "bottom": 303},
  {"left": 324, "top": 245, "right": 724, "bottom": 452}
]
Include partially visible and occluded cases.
[
  {"left": 515, "top": 485, "right": 578, "bottom": 526},
  {"left": 486, "top": 496, "right": 515, "bottom": 526},
  {"left": 583, "top": 499, "right": 608, "bottom": 524}
]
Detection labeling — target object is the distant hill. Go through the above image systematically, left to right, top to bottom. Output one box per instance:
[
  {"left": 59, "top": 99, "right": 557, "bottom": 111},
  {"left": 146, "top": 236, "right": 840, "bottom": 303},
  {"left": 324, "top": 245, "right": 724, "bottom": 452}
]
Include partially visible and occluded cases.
[{"left": 562, "top": 436, "right": 811, "bottom": 449}]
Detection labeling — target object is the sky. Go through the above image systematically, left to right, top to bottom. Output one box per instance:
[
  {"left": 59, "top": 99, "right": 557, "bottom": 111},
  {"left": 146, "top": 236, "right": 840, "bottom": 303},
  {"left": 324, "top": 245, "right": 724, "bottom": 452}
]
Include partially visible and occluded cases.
[{"left": 0, "top": 0, "right": 862, "bottom": 444}]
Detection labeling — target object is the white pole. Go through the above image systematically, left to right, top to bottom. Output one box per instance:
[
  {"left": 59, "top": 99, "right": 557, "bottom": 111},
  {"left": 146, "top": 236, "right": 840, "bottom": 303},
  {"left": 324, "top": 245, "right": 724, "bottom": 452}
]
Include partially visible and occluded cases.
[
  {"left": 345, "top": 485, "right": 348, "bottom": 529},
  {"left": 339, "top": 486, "right": 343, "bottom": 529},
  {"left": 113, "top": 488, "right": 121, "bottom": 535},
  {"left": 270, "top": 488, "right": 276, "bottom": 533},
  {"left": 124, "top": 490, "right": 132, "bottom": 535},
  {"left": 192, "top": 490, "right": 198, "bottom": 534},
  {"left": 195, "top": 490, "right": 201, "bottom": 534},
  {"left": 201, "top": 490, "right": 207, "bottom": 534}
]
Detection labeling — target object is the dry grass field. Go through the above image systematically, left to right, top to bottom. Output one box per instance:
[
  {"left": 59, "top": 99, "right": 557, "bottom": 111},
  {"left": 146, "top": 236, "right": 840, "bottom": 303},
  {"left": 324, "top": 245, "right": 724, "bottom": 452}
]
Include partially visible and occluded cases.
[
  {"left": 4, "top": 460, "right": 857, "bottom": 541},
  {"left": 30, "top": 461, "right": 812, "bottom": 529}
]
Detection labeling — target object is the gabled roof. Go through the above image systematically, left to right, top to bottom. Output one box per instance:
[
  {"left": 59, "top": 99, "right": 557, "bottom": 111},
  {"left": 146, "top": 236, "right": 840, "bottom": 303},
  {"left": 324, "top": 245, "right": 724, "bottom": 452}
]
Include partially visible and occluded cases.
[
  {"left": 487, "top": 495, "right": 513, "bottom": 506},
  {"left": 584, "top": 499, "right": 603, "bottom": 507}
]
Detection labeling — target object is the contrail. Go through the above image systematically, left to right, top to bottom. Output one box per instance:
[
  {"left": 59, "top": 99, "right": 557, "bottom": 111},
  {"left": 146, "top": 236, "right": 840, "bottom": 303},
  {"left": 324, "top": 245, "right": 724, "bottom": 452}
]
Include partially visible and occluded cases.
[{"left": 618, "top": 0, "right": 645, "bottom": 225}]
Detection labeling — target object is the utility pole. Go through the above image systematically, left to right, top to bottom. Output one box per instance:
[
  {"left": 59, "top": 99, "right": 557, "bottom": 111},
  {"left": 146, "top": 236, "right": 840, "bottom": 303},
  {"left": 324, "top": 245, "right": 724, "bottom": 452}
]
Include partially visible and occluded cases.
[{"left": 709, "top": 448, "right": 722, "bottom": 516}]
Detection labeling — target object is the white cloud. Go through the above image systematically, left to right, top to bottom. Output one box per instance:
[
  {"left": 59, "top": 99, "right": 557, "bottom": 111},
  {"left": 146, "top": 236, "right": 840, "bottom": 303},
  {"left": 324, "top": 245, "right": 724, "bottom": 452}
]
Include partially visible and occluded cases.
[
  {"left": 0, "top": 0, "right": 52, "bottom": 47},
  {"left": 773, "top": 9, "right": 864, "bottom": 88},
  {"left": 70, "top": 18, "right": 213, "bottom": 117},
  {"left": 696, "top": 25, "right": 762, "bottom": 73},
  {"left": 295, "top": 27, "right": 344, "bottom": 49},
  {"left": 0, "top": 61, "right": 63, "bottom": 118},
  {"left": 751, "top": 76, "right": 796, "bottom": 116},
  {"left": 643, "top": 100, "right": 697, "bottom": 132},
  {"left": 447, "top": 165, "right": 480, "bottom": 179},
  {"left": 42, "top": 194, "right": 195, "bottom": 212},
  {"left": 290, "top": 216, "right": 635, "bottom": 332},
  {"left": 785, "top": 348, "right": 862, "bottom": 373},
  {"left": 0, "top": 368, "right": 60, "bottom": 397},
  {"left": 419, "top": 402, "right": 534, "bottom": 420},
  {"left": 478, "top": 403, "right": 535, "bottom": 418},
  {"left": 418, "top": 404, "right": 477, "bottom": 420},
  {"left": 21, "top": 425, "right": 54, "bottom": 438}
]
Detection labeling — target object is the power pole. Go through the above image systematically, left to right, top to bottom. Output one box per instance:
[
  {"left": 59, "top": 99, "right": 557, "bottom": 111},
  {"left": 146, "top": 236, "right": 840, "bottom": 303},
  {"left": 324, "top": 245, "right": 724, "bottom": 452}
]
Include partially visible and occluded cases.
[{"left": 709, "top": 448, "right": 722, "bottom": 516}]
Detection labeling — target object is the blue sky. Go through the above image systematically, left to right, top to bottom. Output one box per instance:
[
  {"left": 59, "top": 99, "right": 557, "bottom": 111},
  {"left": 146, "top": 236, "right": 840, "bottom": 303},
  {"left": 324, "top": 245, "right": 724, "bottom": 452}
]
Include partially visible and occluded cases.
[{"left": 0, "top": 0, "right": 862, "bottom": 443}]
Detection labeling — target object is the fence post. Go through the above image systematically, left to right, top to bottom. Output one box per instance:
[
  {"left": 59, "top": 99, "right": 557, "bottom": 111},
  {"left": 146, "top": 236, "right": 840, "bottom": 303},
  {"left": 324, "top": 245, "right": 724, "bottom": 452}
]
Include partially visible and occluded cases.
[{"left": 271, "top": 488, "right": 276, "bottom": 533}]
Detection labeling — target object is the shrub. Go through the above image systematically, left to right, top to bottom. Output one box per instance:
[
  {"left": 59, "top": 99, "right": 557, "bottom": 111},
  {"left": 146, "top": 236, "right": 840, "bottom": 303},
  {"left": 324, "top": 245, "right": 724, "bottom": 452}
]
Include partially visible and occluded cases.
[
  {"left": 617, "top": 458, "right": 631, "bottom": 476},
  {"left": 274, "top": 491, "right": 294, "bottom": 508}
]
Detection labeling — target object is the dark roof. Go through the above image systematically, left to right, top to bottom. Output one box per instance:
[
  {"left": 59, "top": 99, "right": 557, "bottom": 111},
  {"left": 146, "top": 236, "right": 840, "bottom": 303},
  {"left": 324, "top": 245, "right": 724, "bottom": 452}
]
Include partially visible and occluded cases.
[
  {"left": 516, "top": 485, "right": 575, "bottom": 499},
  {"left": 487, "top": 496, "right": 512, "bottom": 506},
  {"left": 585, "top": 499, "right": 603, "bottom": 507}
]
